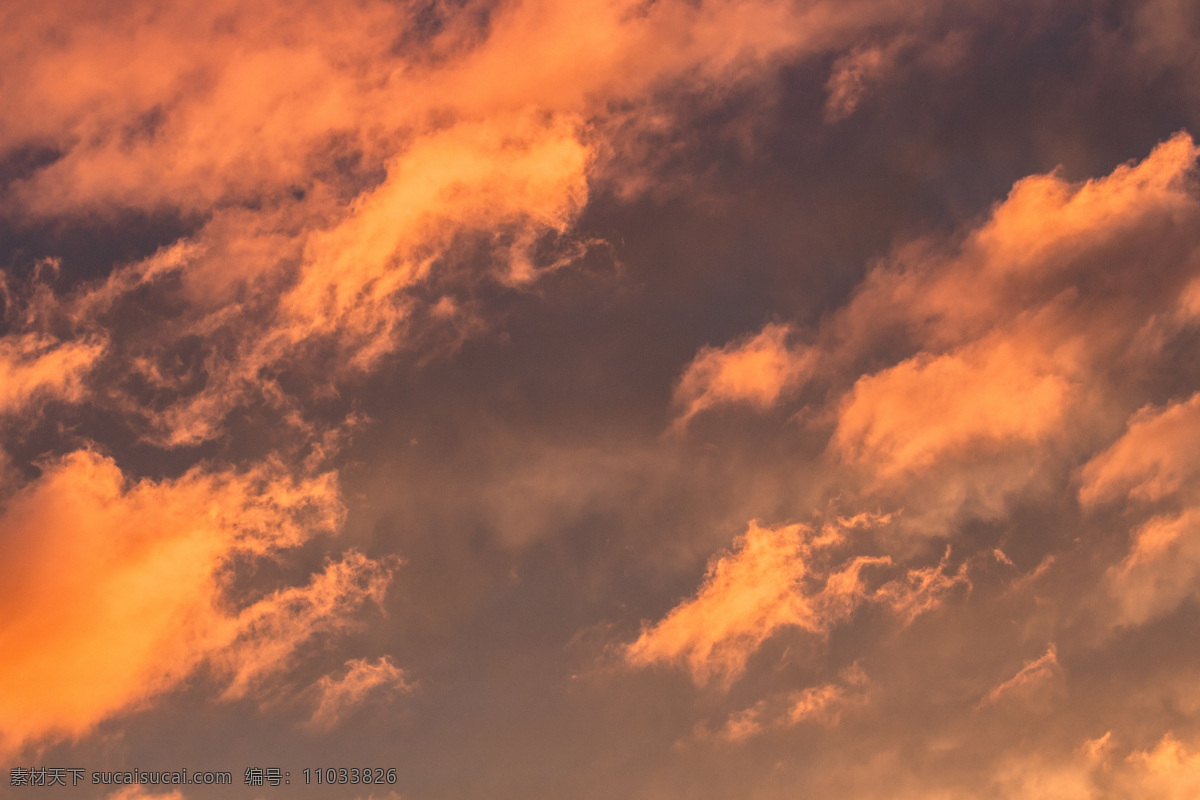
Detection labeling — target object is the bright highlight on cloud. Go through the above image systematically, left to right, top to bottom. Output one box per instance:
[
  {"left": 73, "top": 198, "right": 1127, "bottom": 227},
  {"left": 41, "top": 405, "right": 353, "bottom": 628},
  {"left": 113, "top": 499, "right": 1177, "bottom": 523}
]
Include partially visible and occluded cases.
[
  {"left": 672, "top": 323, "right": 811, "bottom": 430},
  {"left": 0, "top": 334, "right": 103, "bottom": 416},
  {"left": 833, "top": 335, "right": 1071, "bottom": 478},
  {"left": 0, "top": 451, "right": 392, "bottom": 753},
  {"left": 626, "top": 518, "right": 968, "bottom": 687},
  {"left": 625, "top": 522, "right": 839, "bottom": 687}
]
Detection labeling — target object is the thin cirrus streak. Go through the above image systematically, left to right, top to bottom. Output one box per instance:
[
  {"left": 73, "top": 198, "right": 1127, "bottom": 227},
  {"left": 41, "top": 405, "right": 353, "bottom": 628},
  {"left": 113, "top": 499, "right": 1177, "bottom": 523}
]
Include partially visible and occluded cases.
[{"left": 976, "top": 645, "right": 1062, "bottom": 710}]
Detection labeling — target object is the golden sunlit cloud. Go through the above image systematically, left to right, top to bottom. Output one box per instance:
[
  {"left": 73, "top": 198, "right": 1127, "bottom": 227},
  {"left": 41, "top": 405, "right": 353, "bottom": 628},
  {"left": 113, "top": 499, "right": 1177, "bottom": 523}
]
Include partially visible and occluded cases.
[
  {"left": 0, "top": 0, "right": 945, "bottom": 450},
  {"left": 2, "top": 0, "right": 1200, "bottom": 796},
  {"left": 3, "top": 0, "right": 958, "bottom": 762},
  {"left": 672, "top": 133, "right": 1200, "bottom": 540},
  {"left": 671, "top": 323, "right": 811, "bottom": 430},
  {"left": 0, "top": 334, "right": 103, "bottom": 417},
  {"left": 832, "top": 335, "right": 1071, "bottom": 479},
  {"left": 1079, "top": 393, "right": 1200, "bottom": 506},
  {"left": 0, "top": 450, "right": 392, "bottom": 753},
  {"left": 1106, "top": 508, "right": 1200, "bottom": 628},
  {"left": 625, "top": 518, "right": 968, "bottom": 686},
  {"left": 625, "top": 522, "right": 832, "bottom": 687},
  {"left": 792, "top": 670, "right": 870, "bottom": 727},
  {"left": 1123, "top": 734, "right": 1200, "bottom": 799}
]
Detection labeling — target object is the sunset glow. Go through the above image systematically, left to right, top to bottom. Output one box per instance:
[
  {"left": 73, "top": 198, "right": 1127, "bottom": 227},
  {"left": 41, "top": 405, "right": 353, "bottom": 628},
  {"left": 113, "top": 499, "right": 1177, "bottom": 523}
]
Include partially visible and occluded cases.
[{"left": 2, "top": 1, "right": 1200, "bottom": 798}]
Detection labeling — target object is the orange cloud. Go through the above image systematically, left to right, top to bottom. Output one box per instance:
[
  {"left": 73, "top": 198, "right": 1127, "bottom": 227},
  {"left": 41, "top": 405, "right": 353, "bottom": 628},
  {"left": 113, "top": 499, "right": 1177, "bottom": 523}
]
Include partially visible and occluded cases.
[
  {"left": 1, "top": 0, "right": 941, "bottom": 449},
  {"left": 3, "top": 0, "right": 908, "bottom": 217},
  {"left": 824, "top": 38, "right": 910, "bottom": 122},
  {"left": 282, "top": 111, "right": 592, "bottom": 367},
  {"left": 971, "top": 132, "right": 1199, "bottom": 279},
  {"left": 666, "top": 133, "right": 1200, "bottom": 547},
  {"left": 672, "top": 323, "right": 811, "bottom": 430},
  {"left": 0, "top": 334, "right": 103, "bottom": 416},
  {"left": 833, "top": 334, "right": 1072, "bottom": 478},
  {"left": 1074, "top": 393, "right": 1200, "bottom": 627},
  {"left": 1079, "top": 393, "right": 1200, "bottom": 506},
  {"left": 0, "top": 450, "right": 392, "bottom": 754},
  {"left": 1106, "top": 507, "right": 1200, "bottom": 627},
  {"left": 626, "top": 518, "right": 966, "bottom": 686},
  {"left": 624, "top": 522, "right": 829, "bottom": 687},
  {"left": 870, "top": 545, "right": 970, "bottom": 624},
  {"left": 218, "top": 552, "right": 395, "bottom": 701},
  {"left": 977, "top": 645, "right": 1062, "bottom": 709},
  {"left": 308, "top": 656, "right": 410, "bottom": 732},
  {"left": 787, "top": 664, "right": 870, "bottom": 726},
  {"left": 710, "top": 665, "right": 869, "bottom": 742},
  {"left": 894, "top": 732, "right": 1200, "bottom": 800},
  {"left": 1122, "top": 734, "right": 1200, "bottom": 800}
]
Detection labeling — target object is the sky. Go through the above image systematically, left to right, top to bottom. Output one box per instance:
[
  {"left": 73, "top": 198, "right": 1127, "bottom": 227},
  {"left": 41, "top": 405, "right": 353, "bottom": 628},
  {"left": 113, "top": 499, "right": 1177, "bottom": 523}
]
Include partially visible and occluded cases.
[{"left": 2, "top": 0, "right": 1200, "bottom": 798}]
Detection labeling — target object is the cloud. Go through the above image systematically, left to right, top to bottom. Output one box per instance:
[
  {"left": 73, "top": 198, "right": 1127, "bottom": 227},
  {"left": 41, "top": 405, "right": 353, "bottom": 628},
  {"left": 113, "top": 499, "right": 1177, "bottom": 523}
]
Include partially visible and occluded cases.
[
  {"left": 0, "top": 0, "right": 962, "bottom": 450},
  {"left": 0, "top": 0, "right": 997, "bottom": 763},
  {"left": 3, "top": 0, "right": 897, "bottom": 214},
  {"left": 1, "top": 2, "right": 1199, "bottom": 797},
  {"left": 824, "top": 38, "right": 911, "bottom": 122},
  {"left": 280, "top": 111, "right": 592, "bottom": 367},
  {"left": 667, "top": 132, "right": 1200, "bottom": 538},
  {"left": 828, "top": 132, "right": 1200, "bottom": 469},
  {"left": 620, "top": 134, "right": 1200, "bottom": 784},
  {"left": 671, "top": 323, "right": 811, "bottom": 430},
  {"left": 0, "top": 333, "right": 103, "bottom": 417},
  {"left": 832, "top": 334, "right": 1072, "bottom": 479},
  {"left": 1075, "top": 392, "right": 1200, "bottom": 627},
  {"left": 1080, "top": 393, "right": 1200, "bottom": 506},
  {"left": 0, "top": 450, "right": 392, "bottom": 754},
  {"left": 1106, "top": 507, "right": 1200, "bottom": 627},
  {"left": 625, "top": 517, "right": 968, "bottom": 686},
  {"left": 624, "top": 522, "right": 833, "bottom": 687},
  {"left": 870, "top": 545, "right": 970, "bottom": 624},
  {"left": 219, "top": 552, "right": 396, "bottom": 701},
  {"left": 977, "top": 645, "right": 1062, "bottom": 709},
  {"left": 308, "top": 656, "right": 411, "bottom": 732},
  {"left": 787, "top": 663, "right": 871, "bottom": 726},
  {"left": 714, "top": 666, "right": 870, "bottom": 743},
  {"left": 988, "top": 733, "right": 1200, "bottom": 800},
  {"left": 1122, "top": 734, "right": 1200, "bottom": 800}
]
